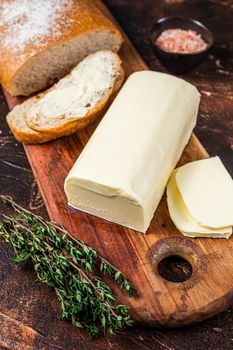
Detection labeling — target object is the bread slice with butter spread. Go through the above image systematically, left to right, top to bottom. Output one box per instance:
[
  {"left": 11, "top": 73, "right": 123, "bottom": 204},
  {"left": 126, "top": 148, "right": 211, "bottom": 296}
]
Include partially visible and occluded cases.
[
  {"left": 25, "top": 50, "right": 124, "bottom": 135},
  {"left": 6, "top": 51, "right": 124, "bottom": 144},
  {"left": 6, "top": 96, "right": 85, "bottom": 144}
]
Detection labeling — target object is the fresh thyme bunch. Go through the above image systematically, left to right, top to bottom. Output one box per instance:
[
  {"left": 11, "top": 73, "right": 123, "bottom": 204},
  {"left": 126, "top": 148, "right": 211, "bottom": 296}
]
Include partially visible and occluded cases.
[{"left": 0, "top": 195, "right": 135, "bottom": 339}]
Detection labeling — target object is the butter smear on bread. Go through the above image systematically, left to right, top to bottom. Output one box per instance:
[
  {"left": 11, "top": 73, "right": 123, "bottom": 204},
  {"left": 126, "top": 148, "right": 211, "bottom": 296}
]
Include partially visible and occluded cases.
[{"left": 25, "top": 50, "right": 123, "bottom": 133}]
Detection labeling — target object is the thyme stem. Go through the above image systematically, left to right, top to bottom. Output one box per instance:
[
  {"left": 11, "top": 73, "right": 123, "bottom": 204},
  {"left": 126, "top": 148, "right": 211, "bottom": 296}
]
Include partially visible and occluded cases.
[{"left": 0, "top": 195, "right": 135, "bottom": 339}]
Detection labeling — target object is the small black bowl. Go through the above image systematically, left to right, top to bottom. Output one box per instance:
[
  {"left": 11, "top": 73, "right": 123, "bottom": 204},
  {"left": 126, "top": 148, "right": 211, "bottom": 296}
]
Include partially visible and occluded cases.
[{"left": 151, "top": 16, "right": 214, "bottom": 74}]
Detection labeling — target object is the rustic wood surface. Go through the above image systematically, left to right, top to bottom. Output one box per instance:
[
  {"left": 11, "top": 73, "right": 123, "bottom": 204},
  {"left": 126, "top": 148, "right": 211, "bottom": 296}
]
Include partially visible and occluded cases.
[
  {"left": 0, "top": 0, "right": 233, "bottom": 349},
  {"left": 3, "top": 0, "right": 233, "bottom": 329}
]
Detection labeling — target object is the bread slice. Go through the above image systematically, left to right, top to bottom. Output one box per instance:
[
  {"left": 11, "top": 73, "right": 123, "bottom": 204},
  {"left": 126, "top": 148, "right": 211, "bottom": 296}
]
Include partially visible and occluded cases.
[
  {"left": 0, "top": 0, "right": 123, "bottom": 96},
  {"left": 25, "top": 50, "right": 124, "bottom": 135},
  {"left": 7, "top": 51, "right": 124, "bottom": 144},
  {"left": 6, "top": 96, "right": 55, "bottom": 144},
  {"left": 6, "top": 96, "right": 100, "bottom": 144}
]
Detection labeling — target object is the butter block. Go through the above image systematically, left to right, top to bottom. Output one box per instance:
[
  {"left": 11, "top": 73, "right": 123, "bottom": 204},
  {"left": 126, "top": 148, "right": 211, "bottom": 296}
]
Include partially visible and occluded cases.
[
  {"left": 64, "top": 71, "right": 200, "bottom": 233},
  {"left": 167, "top": 157, "right": 233, "bottom": 238}
]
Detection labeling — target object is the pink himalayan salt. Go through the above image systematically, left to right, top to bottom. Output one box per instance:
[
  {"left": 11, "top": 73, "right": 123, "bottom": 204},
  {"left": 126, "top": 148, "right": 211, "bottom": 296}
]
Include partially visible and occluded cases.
[{"left": 156, "top": 28, "right": 207, "bottom": 54}]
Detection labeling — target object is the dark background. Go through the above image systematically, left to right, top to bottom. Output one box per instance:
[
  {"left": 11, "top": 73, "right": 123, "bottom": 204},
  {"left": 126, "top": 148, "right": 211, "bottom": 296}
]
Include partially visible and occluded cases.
[{"left": 0, "top": 0, "right": 233, "bottom": 349}]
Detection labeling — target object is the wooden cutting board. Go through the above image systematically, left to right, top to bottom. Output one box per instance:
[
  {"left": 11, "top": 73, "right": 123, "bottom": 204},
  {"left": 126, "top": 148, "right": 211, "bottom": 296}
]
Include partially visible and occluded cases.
[{"left": 3, "top": 0, "right": 233, "bottom": 327}]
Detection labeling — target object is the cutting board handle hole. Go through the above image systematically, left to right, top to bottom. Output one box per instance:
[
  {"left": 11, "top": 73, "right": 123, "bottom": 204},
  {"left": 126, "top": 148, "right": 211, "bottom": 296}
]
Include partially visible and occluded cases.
[
  {"left": 149, "top": 237, "right": 207, "bottom": 286},
  {"left": 157, "top": 255, "right": 193, "bottom": 283}
]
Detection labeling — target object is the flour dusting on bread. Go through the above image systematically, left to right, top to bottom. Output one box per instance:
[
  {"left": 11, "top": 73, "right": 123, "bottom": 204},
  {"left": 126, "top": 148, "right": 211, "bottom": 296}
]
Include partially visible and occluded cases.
[
  {"left": 0, "top": 0, "right": 74, "bottom": 53},
  {"left": 0, "top": 0, "right": 123, "bottom": 96}
]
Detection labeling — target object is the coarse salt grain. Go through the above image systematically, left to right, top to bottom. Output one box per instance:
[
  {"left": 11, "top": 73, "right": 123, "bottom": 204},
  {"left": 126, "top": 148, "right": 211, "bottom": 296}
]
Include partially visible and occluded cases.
[
  {"left": 0, "top": 0, "right": 75, "bottom": 54},
  {"left": 155, "top": 29, "right": 207, "bottom": 54}
]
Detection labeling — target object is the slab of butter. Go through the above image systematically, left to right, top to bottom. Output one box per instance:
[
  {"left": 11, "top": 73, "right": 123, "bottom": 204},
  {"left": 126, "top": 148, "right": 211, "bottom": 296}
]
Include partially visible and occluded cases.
[
  {"left": 64, "top": 71, "right": 200, "bottom": 233},
  {"left": 167, "top": 157, "right": 233, "bottom": 238}
]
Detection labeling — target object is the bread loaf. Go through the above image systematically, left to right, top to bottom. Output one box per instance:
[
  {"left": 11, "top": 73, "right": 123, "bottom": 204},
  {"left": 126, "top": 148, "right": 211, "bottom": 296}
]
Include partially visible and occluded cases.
[
  {"left": 0, "top": 0, "right": 123, "bottom": 96},
  {"left": 7, "top": 51, "right": 124, "bottom": 144}
]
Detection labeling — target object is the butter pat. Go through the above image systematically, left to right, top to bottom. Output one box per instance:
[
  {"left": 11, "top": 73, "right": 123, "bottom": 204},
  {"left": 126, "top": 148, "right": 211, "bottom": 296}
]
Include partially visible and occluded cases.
[
  {"left": 64, "top": 71, "right": 200, "bottom": 233},
  {"left": 167, "top": 157, "right": 233, "bottom": 238}
]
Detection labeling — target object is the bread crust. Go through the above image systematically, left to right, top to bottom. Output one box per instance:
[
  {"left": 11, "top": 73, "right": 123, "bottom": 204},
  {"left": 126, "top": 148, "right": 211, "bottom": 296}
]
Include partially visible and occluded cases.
[
  {"left": 0, "top": 0, "right": 123, "bottom": 96},
  {"left": 6, "top": 117, "right": 55, "bottom": 144}
]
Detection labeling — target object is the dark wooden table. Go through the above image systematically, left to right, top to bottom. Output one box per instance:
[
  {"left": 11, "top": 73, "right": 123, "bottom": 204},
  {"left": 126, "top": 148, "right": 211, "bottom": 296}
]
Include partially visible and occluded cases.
[{"left": 0, "top": 0, "right": 233, "bottom": 349}]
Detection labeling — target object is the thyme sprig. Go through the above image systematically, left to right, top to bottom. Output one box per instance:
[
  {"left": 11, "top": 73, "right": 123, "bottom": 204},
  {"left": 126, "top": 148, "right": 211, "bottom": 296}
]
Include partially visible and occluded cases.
[{"left": 0, "top": 195, "right": 135, "bottom": 339}]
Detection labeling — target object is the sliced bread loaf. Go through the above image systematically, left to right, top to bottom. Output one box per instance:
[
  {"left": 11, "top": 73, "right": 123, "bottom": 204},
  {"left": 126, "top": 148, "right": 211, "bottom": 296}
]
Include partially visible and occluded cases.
[
  {"left": 0, "top": 0, "right": 123, "bottom": 96},
  {"left": 25, "top": 50, "right": 124, "bottom": 135}
]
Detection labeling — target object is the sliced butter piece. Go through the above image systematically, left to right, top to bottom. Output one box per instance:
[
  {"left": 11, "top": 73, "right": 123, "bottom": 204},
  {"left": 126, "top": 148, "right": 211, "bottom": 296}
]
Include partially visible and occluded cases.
[
  {"left": 64, "top": 71, "right": 200, "bottom": 233},
  {"left": 176, "top": 157, "right": 233, "bottom": 228},
  {"left": 167, "top": 169, "right": 232, "bottom": 238},
  {"left": 182, "top": 231, "right": 232, "bottom": 239}
]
